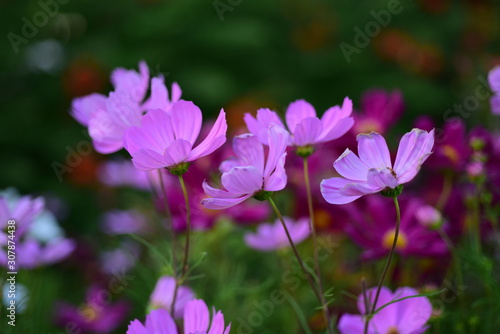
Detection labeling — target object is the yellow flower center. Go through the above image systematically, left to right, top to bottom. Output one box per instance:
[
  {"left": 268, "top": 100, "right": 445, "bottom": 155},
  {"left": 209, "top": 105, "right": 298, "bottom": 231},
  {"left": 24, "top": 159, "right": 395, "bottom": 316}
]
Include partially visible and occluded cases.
[
  {"left": 441, "top": 145, "right": 459, "bottom": 165},
  {"left": 314, "top": 209, "right": 332, "bottom": 229},
  {"left": 382, "top": 229, "right": 407, "bottom": 250},
  {"left": 78, "top": 304, "right": 99, "bottom": 322}
]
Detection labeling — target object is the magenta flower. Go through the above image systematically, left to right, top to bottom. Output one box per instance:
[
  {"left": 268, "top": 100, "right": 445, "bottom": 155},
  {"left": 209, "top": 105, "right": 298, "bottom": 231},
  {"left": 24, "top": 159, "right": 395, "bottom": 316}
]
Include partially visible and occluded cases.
[
  {"left": 488, "top": 66, "right": 500, "bottom": 115},
  {"left": 142, "top": 76, "right": 182, "bottom": 112},
  {"left": 353, "top": 89, "right": 404, "bottom": 135},
  {"left": 244, "top": 98, "right": 353, "bottom": 147},
  {"left": 124, "top": 100, "right": 227, "bottom": 172},
  {"left": 201, "top": 126, "right": 289, "bottom": 210},
  {"left": 321, "top": 129, "right": 434, "bottom": 204},
  {"left": 244, "top": 217, "right": 310, "bottom": 251},
  {"left": 149, "top": 276, "right": 195, "bottom": 319},
  {"left": 338, "top": 286, "right": 432, "bottom": 334},
  {"left": 127, "top": 299, "right": 231, "bottom": 334}
]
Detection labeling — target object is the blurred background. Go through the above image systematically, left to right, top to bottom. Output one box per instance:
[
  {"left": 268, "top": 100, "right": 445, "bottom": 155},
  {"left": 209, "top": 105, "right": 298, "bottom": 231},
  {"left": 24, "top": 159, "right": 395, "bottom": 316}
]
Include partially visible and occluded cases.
[{"left": 1, "top": 0, "right": 500, "bottom": 333}]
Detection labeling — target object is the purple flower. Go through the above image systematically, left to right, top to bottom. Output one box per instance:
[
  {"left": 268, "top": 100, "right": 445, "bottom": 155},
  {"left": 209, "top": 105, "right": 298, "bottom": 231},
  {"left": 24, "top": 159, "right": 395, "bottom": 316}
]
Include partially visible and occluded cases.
[
  {"left": 488, "top": 66, "right": 500, "bottom": 115},
  {"left": 142, "top": 76, "right": 182, "bottom": 112},
  {"left": 353, "top": 89, "right": 404, "bottom": 135},
  {"left": 244, "top": 98, "right": 353, "bottom": 147},
  {"left": 124, "top": 100, "right": 227, "bottom": 171},
  {"left": 201, "top": 126, "right": 289, "bottom": 210},
  {"left": 321, "top": 129, "right": 434, "bottom": 204},
  {"left": 98, "top": 159, "right": 156, "bottom": 191},
  {"left": 341, "top": 196, "right": 447, "bottom": 259},
  {"left": 415, "top": 205, "right": 443, "bottom": 229},
  {"left": 101, "top": 210, "right": 148, "bottom": 235},
  {"left": 244, "top": 217, "right": 310, "bottom": 251},
  {"left": 149, "top": 276, "right": 195, "bottom": 318},
  {"left": 56, "top": 286, "right": 130, "bottom": 333},
  {"left": 338, "top": 286, "right": 432, "bottom": 334},
  {"left": 127, "top": 299, "right": 231, "bottom": 334}
]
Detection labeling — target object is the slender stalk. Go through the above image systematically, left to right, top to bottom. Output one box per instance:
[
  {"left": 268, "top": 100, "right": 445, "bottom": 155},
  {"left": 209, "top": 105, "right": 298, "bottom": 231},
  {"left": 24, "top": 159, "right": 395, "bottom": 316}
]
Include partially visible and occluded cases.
[
  {"left": 303, "top": 157, "right": 332, "bottom": 333},
  {"left": 436, "top": 171, "right": 453, "bottom": 211},
  {"left": 171, "top": 174, "right": 192, "bottom": 317},
  {"left": 363, "top": 196, "right": 401, "bottom": 334},
  {"left": 267, "top": 197, "right": 324, "bottom": 318}
]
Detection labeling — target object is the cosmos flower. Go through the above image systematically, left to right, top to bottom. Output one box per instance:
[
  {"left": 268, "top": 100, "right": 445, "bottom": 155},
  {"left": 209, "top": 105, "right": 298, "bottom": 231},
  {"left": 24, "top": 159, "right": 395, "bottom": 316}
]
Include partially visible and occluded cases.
[
  {"left": 488, "top": 66, "right": 500, "bottom": 115},
  {"left": 352, "top": 89, "right": 404, "bottom": 135},
  {"left": 244, "top": 98, "right": 353, "bottom": 148},
  {"left": 123, "top": 100, "right": 227, "bottom": 172},
  {"left": 201, "top": 126, "right": 289, "bottom": 210},
  {"left": 321, "top": 129, "right": 434, "bottom": 204},
  {"left": 341, "top": 196, "right": 447, "bottom": 259},
  {"left": 101, "top": 210, "right": 148, "bottom": 235},
  {"left": 244, "top": 217, "right": 310, "bottom": 251},
  {"left": 149, "top": 276, "right": 195, "bottom": 319},
  {"left": 56, "top": 286, "right": 130, "bottom": 334},
  {"left": 338, "top": 286, "right": 432, "bottom": 334},
  {"left": 127, "top": 299, "right": 231, "bottom": 334}
]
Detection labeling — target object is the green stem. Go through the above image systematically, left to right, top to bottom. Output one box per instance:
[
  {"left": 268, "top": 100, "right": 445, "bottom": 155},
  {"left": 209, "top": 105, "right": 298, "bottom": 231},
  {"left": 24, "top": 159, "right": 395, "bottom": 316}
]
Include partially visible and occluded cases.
[
  {"left": 303, "top": 158, "right": 332, "bottom": 333},
  {"left": 171, "top": 174, "right": 191, "bottom": 317},
  {"left": 267, "top": 196, "right": 323, "bottom": 310},
  {"left": 364, "top": 196, "right": 401, "bottom": 334}
]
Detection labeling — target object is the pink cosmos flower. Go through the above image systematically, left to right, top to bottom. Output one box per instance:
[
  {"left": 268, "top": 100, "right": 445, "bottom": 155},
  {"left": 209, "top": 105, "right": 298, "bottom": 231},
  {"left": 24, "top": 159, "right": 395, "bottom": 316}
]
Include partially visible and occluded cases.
[
  {"left": 488, "top": 66, "right": 500, "bottom": 115},
  {"left": 244, "top": 98, "right": 353, "bottom": 147},
  {"left": 124, "top": 100, "right": 227, "bottom": 171},
  {"left": 201, "top": 126, "right": 289, "bottom": 210},
  {"left": 321, "top": 129, "right": 434, "bottom": 204},
  {"left": 244, "top": 217, "right": 310, "bottom": 251},
  {"left": 149, "top": 276, "right": 195, "bottom": 319},
  {"left": 338, "top": 286, "right": 432, "bottom": 334},
  {"left": 127, "top": 299, "right": 231, "bottom": 334}
]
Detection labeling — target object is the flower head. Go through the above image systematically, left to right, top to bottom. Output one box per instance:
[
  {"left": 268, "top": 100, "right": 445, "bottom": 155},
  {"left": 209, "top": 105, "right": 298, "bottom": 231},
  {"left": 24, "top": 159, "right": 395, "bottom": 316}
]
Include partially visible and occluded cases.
[
  {"left": 488, "top": 66, "right": 500, "bottom": 115},
  {"left": 244, "top": 98, "right": 353, "bottom": 149},
  {"left": 124, "top": 100, "right": 227, "bottom": 172},
  {"left": 201, "top": 126, "right": 289, "bottom": 210},
  {"left": 321, "top": 129, "right": 434, "bottom": 204},
  {"left": 244, "top": 217, "right": 310, "bottom": 251},
  {"left": 149, "top": 276, "right": 195, "bottom": 319},
  {"left": 338, "top": 286, "right": 432, "bottom": 334},
  {"left": 127, "top": 299, "right": 231, "bottom": 334}
]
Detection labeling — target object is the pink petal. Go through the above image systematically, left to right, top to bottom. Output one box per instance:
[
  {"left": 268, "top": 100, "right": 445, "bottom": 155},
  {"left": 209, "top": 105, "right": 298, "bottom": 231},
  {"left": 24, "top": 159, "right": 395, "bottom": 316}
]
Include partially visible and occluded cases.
[
  {"left": 488, "top": 66, "right": 500, "bottom": 93},
  {"left": 142, "top": 77, "right": 168, "bottom": 111},
  {"left": 171, "top": 82, "right": 182, "bottom": 103},
  {"left": 71, "top": 93, "right": 107, "bottom": 126},
  {"left": 490, "top": 96, "right": 500, "bottom": 115},
  {"left": 318, "top": 97, "right": 354, "bottom": 143},
  {"left": 285, "top": 99, "right": 317, "bottom": 133},
  {"left": 170, "top": 100, "right": 202, "bottom": 145},
  {"left": 244, "top": 108, "right": 285, "bottom": 145},
  {"left": 189, "top": 109, "right": 227, "bottom": 160},
  {"left": 88, "top": 110, "right": 124, "bottom": 154},
  {"left": 123, "top": 110, "right": 174, "bottom": 154},
  {"left": 317, "top": 116, "right": 354, "bottom": 144},
  {"left": 293, "top": 117, "right": 323, "bottom": 146},
  {"left": 263, "top": 126, "right": 289, "bottom": 179},
  {"left": 393, "top": 129, "right": 434, "bottom": 184},
  {"left": 357, "top": 132, "right": 392, "bottom": 169},
  {"left": 232, "top": 134, "right": 265, "bottom": 174},
  {"left": 163, "top": 139, "right": 193, "bottom": 166},
  {"left": 130, "top": 149, "right": 170, "bottom": 171},
  {"left": 334, "top": 149, "right": 370, "bottom": 181},
  {"left": 264, "top": 153, "right": 287, "bottom": 191},
  {"left": 221, "top": 166, "right": 262, "bottom": 195},
  {"left": 367, "top": 168, "right": 398, "bottom": 190},
  {"left": 320, "top": 178, "right": 364, "bottom": 204},
  {"left": 203, "top": 181, "right": 239, "bottom": 199},
  {"left": 201, "top": 194, "right": 252, "bottom": 210},
  {"left": 392, "top": 287, "right": 432, "bottom": 332},
  {"left": 184, "top": 299, "right": 210, "bottom": 334},
  {"left": 145, "top": 309, "right": 178, "bottom": 334},
  {"left": 208, "top": 311, "right": 226, "bottom": 334},
  {"left": 338, "top": 314, "right": 365, "bottom": 334},
  {"left": 127, "top": 319, "right": 149, "bottom": 334}
]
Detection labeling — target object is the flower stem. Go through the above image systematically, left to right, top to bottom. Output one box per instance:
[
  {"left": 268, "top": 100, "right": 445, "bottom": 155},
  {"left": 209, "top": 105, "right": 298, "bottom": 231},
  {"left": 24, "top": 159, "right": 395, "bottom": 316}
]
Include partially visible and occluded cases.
[
  {"left": 303, "top": 157, "right": 332, "bottom": 333},
  {"left": 171, "top": 174, "right": 192, "bottom": 317},
  {"left": 267, "top": 196, "right": 324, "bottom": 321},
  {"left": 363, "top": 196, "right": 401, "bottom": 334}
]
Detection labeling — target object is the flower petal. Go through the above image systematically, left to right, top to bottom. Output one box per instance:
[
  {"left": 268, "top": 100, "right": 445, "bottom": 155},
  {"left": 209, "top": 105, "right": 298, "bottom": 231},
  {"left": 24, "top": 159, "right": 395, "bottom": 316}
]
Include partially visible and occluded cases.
[
  {"left": 488, "top": 66, "right": 500, "bottom": 93},
  {"left": 142, "top": 77, "right": 168, "bottom": 111},
  {"left": 71, "top": 93, "right": 107, "bottom": 126},
  {"left": 318, "top": 97, "right": 354, "bottom": 143},
  {"left": 170, "top": 100, "right": 202, "bottom": 145},
  {"left": 285, "top": 100, "right": 317, "bottom": 133},
  {"left": 244, "top": 108, "right": 285, "bottom": 145},
  {"left": 189, "top": 109, "right": 227, "bottom": 160},
  {"left": 293, "top": 117, "right": 323, "bottom": 146},
  {"left": 263, "top": 126, "right": 289, "bottom": 179},
  {"left": 393, "top": 129, "right": 434, "bottom": 184},
  {"left": 357, "top": 132, "right": 392, "bottom": 169},
  {"left": 232, "top": 134, "right": 265, "bottom": 175},
  {"left": 163, "top": 139, "right": 193, "bottom": 166},
  {"left": 130, "top": 149, "right": 171, "bottom": 171},
  {"left": 334, "top": 149, "right": 370, "bottom": 181},
  {"left": 264, "top": 153, "right": 287, "bottom": 191},
  {"left": 221, "top": 166, "right": 262, "bottom": 195},
  {"left": 367, "top": 168, "right": 398, "bottom": 189},
  {"left": 321, "top": 178, "right": 363, "bottom": 204},
  {"left": 201, "top": 194, "right": 252, "bottom": 210},
  {"left": 184, "top": 299, "right": 210, "bottom": 334},
  {"left": 145, "top": 309, "right": 177, "bottom": 334},
  {"left": 208, "top": 311, "right": 226, "bottom": 334},
  {"left": 337, "top": 314, "right": 365, "bottom": 334},
  {"left": 127, "top": 319, "right": 149, "bottom": 334}
]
